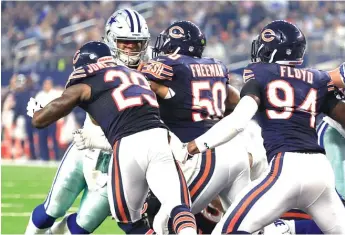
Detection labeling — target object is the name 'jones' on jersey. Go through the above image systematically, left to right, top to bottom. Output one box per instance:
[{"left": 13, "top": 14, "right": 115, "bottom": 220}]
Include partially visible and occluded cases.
[
  {"left": 142, "top": 54, "right": 230, "bottom": 142},
  {"left": 243, "top": 62, "right": 337, "bottom": 160},
  {"left": 66, "top": 63, "right": 167, "bottom": 146}
]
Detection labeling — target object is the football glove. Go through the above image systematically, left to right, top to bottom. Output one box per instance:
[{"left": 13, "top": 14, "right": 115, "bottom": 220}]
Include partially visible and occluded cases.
[
  {"left": 26, "top": 97, "right": 43, "bottom": 118},
  {"left": 73, "top": 129, "right": 112, "bottom": 151},
  {"left": 169, "top": 131, "right": 192, "bottom": 164}
]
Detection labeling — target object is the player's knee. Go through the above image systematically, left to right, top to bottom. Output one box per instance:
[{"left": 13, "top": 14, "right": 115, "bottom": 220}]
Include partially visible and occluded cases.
[
  {"left": 45, "top": 201, "right": 67, "bottom": 218},
  {"left": 31, "top": 204, "right": 56, "bottom": 229},
  {"left": 170, "top": 205, "right": 196, "bottom": 234},
  {"left": 76, "top": 212, "right": 102, "bottom": 233},
  {"left": 67, "top": 213, "right": 90, "bottom": 234},
  {"left": 117, "top": 219, "right": 152, "bottom": 234}
]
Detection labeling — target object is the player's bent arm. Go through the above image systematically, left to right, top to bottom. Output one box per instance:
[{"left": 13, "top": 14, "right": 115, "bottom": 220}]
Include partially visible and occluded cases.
[
  {"left": 327, "top": 63, "right": 345, "bottom": 88},
  {"left": 187, "top": 78, "right": 262, "bottom": 154},
  {"left": 149, "top": 80, "right": 177, "bottom": 99},
  {"left": 32, "top": 84, "right": 91, "bottom": 129},
  {"left": 224, "top": 85, "right": 240, "bottom": 116},
  {"left": 187, "top": 95, "right": 259, "bottom": 154},
  {"left": 329, "top": 100, "right": 345, "bottom": 128}
]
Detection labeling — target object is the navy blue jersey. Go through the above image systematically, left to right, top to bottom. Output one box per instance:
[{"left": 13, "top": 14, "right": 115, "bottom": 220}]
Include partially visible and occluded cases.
[
  {"left": 142, "top": 54, "right": 229, "bottom": 142},
  {"left": 241, "top": 62, "right": 339, "bottom": 161},
  {"left": 66, "top": 63, "right": 167, "bottom": 146}
]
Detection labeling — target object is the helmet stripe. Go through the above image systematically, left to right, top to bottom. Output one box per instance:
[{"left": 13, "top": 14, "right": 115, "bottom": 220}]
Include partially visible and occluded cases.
[
  {"left": 124, "top": 9, "right": 134, "bottom": 32},
  {"left": 133, "top": 11, "right": 141, "bottom": 33}
]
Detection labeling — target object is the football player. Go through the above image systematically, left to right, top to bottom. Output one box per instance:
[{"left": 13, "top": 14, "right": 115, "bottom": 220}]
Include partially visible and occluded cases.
[
  {"left": 25, "top": 9, "right": 153, "bottom": 235},
  {"left": 139, "top": 20, "right": 251, "bottom": 231},
  {"left": 178, "top": 20, "right": 345, "bottom": 234},
  {"left": 27, "top": 40, "right": 197, "bottom": 235},
  {"left": 316, "top": 88, "right": 345, "bottom": 197}
]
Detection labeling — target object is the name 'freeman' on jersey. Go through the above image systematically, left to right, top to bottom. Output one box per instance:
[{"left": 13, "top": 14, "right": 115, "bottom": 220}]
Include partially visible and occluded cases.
[
  {"left": 190, "top": 63, "right": 225, "bottom": 78},
  {"left": 280, "top": 65, "right": 314, "bottom": 84}
]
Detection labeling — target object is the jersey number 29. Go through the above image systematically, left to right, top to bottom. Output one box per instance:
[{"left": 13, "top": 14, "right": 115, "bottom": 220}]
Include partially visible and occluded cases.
[{"left": 104, "top": 70, "right": 159, "bottom": 111}]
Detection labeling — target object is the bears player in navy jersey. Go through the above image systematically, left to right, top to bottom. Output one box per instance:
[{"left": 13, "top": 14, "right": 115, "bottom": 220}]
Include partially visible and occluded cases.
[
  {"left": 25, "top": 9, "right": 158, "bottom": 235},
  {"left": 140, "top": 20, "right": 250, "bottom": 232},
  {"left": 177, "top": 20, "right": 345, "bottom": 234},
  {"left": 27, "top": 41, "right": 197, "bottom": 235}
]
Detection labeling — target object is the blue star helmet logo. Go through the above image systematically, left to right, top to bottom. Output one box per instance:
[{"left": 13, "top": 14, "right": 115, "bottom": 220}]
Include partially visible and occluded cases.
[{"left": 109, "top": 16, "right": 117, "bottom": 25}]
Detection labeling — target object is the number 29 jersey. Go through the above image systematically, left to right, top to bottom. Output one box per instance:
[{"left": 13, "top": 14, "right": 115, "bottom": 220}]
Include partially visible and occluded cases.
[
  {"left": 142, "top": 54, "right": 229, "bottom": 142},
  {"left": 241, "top": 62, "right": 340, "bottom": 161},
  {"left": 66, "top": 63, "right": 167, "bottom": 146}
]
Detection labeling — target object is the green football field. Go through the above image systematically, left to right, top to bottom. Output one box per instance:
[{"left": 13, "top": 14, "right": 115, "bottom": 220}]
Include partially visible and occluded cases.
[{"left": 1, "top": 163, "right": 123, "bottom": 234}]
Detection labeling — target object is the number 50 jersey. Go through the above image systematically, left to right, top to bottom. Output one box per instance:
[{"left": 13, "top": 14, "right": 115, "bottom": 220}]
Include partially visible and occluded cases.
[
  {"left": 142, "top": 54, "right": 230, "bottom": 142},
  {"left": 66, "top": 63, "right": 167, "bottom": 146}
]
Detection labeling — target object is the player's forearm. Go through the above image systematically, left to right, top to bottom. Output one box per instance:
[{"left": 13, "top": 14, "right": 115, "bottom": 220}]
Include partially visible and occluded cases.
[
  {"left": 328, "top": 63, "right": 345, "bottom": 88},
  {"left": 187, "top": 96, "right": 259, "bottom": 154},
  {"left": 32, "top": 98, "right": 76, "bottom": 128}
]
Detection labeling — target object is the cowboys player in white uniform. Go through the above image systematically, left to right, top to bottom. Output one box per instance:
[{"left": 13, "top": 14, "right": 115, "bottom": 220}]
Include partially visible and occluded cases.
[{"left": 25, "top": 8, "right": 151, "bottom": 234}]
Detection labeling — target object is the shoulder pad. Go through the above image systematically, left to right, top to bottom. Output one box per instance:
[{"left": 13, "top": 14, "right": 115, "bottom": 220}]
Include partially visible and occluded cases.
[
  {"left": 141, "top": 58, "right": 174, "bottom": 81},
  {"left": 65, "top": 62, "right": 112, "bottom": 88},
  {"left": 242, "top": 65, "right": 256, "bottom": 83},
  {"left": 65, "top": 67, "right": 89, "bottom": 88}
]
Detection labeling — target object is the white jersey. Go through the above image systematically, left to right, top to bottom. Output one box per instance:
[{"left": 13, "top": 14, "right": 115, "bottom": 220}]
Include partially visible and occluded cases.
[{"left": 322, "top": 116, "right": 345, "bottom": 138}]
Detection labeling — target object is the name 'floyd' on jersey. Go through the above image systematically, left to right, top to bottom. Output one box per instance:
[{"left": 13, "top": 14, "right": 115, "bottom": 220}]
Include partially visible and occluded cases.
[{"left": 142, "top": 21, "right": 230, "bottom": 142}]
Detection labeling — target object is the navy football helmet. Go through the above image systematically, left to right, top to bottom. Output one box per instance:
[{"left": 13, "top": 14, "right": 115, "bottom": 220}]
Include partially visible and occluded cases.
[
  {"left": 251, "top": 20, "right": 306, "bottom": 65},
  {"left": 153, "top": 21, "right": 206, "bottom": 58},
  {"left": 73, "top": 41, "right": 115, "bottom": 69}
]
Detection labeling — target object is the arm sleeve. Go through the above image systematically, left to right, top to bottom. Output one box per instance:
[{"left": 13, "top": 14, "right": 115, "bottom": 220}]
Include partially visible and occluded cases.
[
  {"left": 240, "top": 78, "right": 262, "bottom": 99},
  {"left": 194, "top": 95, "right": 259, "bottom": 153}
]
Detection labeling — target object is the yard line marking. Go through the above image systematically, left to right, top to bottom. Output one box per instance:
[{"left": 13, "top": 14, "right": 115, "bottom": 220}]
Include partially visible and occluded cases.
[
  {"left": 1, "top": 160, "right": 59, "bottom": 168},
  {"left": 3, "top": 182, "right": 15, "bottom": 187},
  {"left": 2, "top": 194, "right": 46, "bottom": 199},
  {"left": 1, "top": 203, "right": 24, "bottom": 208},
  {"left": 1, "top": 212, "right": 31, "bottom": 216}
]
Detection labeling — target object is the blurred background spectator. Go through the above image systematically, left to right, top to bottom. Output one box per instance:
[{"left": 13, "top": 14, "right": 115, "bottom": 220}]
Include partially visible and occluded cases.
[
  {"left": 1, "top": 1, "right": 344, "bottom": 160},
  {"left": 35, "top": 78, "right": 62, "bottom": 161}
]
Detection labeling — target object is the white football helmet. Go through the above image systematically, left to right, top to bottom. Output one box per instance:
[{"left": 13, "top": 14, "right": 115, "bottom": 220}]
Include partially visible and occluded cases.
[{"left": 104, "top": 9, "right": 150, "bottom": 67}]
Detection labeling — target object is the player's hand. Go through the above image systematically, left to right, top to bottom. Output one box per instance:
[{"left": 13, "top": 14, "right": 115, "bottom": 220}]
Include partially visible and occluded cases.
[
  {"left": 26, "top": 97, "right": 43, "bottom": 118},
  {"left": 73, "top": 129, "right": 88, "bottom": 150},
  {"left": 73, "top": 129, "right": 112, "bottom": 151},
  {"left": 169, "top": 131, "right": 192, "bottom": 164}
]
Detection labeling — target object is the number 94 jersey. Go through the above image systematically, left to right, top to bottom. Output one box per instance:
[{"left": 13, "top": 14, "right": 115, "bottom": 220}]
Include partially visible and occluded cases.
[
  {"left": 142, "top": 54, "right": 229, "bottom": 142},
  {"left": 241, "top": 62, "right": 340, "bottom": 161},
  {"left": 66, "top": 63, "right": 167, "bottom": 146}
]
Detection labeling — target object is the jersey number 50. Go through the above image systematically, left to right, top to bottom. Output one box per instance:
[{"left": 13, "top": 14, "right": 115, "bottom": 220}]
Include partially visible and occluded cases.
[
  {"left": 104, "top": 70, "right": 159, "bottom": 111},
  {"left": 267, "top": 80, "right": 317, "bottom": 128},
  {"left": 191, "top": 81, "right": 226, "bottom": 122}
]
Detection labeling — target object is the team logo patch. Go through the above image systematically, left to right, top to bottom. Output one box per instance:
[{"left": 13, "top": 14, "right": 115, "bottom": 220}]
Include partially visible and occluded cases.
[
  {"left": 169, "top": 26, "right": 185, "bottom": 39},
  {"left": 261, "top": 29, "right": 276, "bottom": 42},
  {"left": 72, "top": 50, "right": 80, "bottom": 65}
]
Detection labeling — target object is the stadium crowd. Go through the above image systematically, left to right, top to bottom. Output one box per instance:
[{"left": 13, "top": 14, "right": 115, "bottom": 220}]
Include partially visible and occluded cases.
[{"left": 2, "top": 1, "right": 345, "bottom": 70}]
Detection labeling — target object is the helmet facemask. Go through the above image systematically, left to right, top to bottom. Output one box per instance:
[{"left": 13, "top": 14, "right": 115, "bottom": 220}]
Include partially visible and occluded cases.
[
  {"left": 103, "top": 9, "right": 151, "bottom": 68},
  {"left": 152, "top": 30, "right": 177, "bottom": 58},
  {"left": 105, "top": 32, "right": 149, "bottom": 67}
]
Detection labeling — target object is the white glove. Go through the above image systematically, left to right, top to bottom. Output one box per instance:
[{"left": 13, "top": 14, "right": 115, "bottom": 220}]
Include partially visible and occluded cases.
[
  {"left": 26, "top": 97, "right": 43, "bottom": 118},
  {"left": 73, "top": 129, "right": 112, "bottom": 151},
  {"left": 73, "top": 129, "right": 87, "bottom": 150},
  {"left": 169, "top": 131, "right": 191, "bottom": 164}
]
